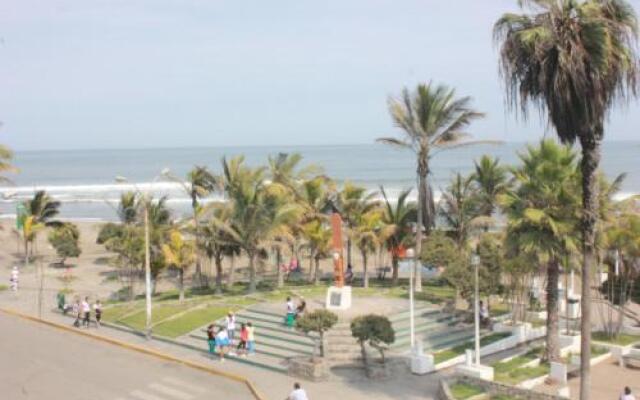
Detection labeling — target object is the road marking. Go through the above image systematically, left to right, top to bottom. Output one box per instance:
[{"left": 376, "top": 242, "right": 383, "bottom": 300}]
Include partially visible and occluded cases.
[
  {"left": 161, "top": 377, "right": 206, "bottom": 394},
  {"left": 148, "top": 383, "right": 194, "bottom": 400},
  {"left": 130, "top": 390, "right": 166, "bottom": 400}
]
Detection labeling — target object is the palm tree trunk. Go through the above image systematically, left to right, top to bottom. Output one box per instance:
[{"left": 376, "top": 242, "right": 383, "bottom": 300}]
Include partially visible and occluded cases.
[
  {"left": 579, "top": 135, "right": 600, "bottom": 400},
  {"left": 415, "top": 165, "right": 426, "bottom": 293},
  {"left": 192, "top": 207, "right": 205, "bottom": 288},
  {"left": 347, "top": 237, "right": 352, "bottom": 269},
  {"left": 276, "top": 248, "right": 284, "bottom": 288},
  {"left": 362, "top": 250, "right": 369, "bottom": 288},
  {"left": 248, "top": 251, "right": 257, "bottom": 293},
  {"left": 214, "top": 254, "right": 223, "bottom": 295},
  {"left": 391, "top": 254, "right": 399, "bottom": 286},
  {"left": 226, "top": 255, "right": 235, "bottom": 290},
  {"left": 314, "top": 256, "right": 320, "bottom": 285},
  {"left": 545, "top": 259, "right": 560, "bottom": 362},
  {"left": 178, "top": 268, "right": 185, "bottom": 302}
]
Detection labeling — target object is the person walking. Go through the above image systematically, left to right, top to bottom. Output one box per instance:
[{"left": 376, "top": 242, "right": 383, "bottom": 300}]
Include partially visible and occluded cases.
[
  {"left": 9, "top": 266, "right": 19, "bottom": 292},
  {"left": 81, "top": 297, "right": 91, "bottom": 328},
  {"left": 295, "top": 297, "right": 306, "bottom": 320},
  {"left": 72, "top": 298, "right": 81, "bottom": 327},
  {"left": 93, "top": 300, "right": 102, "bottom": 328},
  {"left": 225, "top": 312, "right": 236, "bottom": 353},
  {"left": 247, "top": 322, "right": 256, "bottom": 356},
  {"left": 236, "top": 323, "right": 249, "bottom": 357},
  {"left": 206, "top": 324, "right": 216, "bottom": 355},
  {"left": 285, "top": 382, "right": 308, "bottom": 400},
  {"left": 620, "top": 387, "right": 636, "bottom": 400}
]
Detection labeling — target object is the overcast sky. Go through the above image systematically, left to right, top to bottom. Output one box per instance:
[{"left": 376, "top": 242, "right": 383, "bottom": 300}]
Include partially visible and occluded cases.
[{"left": 1, "top": 0, "right": 640, "bottom": 151}]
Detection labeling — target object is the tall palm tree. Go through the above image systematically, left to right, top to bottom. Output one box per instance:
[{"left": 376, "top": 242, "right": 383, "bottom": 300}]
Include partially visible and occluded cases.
[
  {"left": 494, "top": 3, "right": 639, "bottom": 395},
  {"left": 378, "top": 83, "right": 485, "bottom": 291},
  {"left": 500, "top": 140, "right": 580, "bottom": 362},
  {"left": 0, "top": 145, "right": 17, "bottom": 184},
  {"left": 472, "top": 155, "right": 509, "bottom": 220},
  {"left": 221, "top": 156, "right": 300, "bottom": 293},
  {"left": 186, "top": 166, "right": 220, "bottom": 287},
  {"left": 439, "top": 173, "right": 483, "bottom": 247},
  {"left": 337, "top": 182, "right": 378, "bottom": 271},
  {"left": 380, "top": 187, "right": 416, "bottom": 285},
  {"left": 22, "top": 190, "right": 61, "bottom": 259},
  {"left": 117, "top": 192, "right": 138, "bottom": 224},
  {"left": 200, "top": 202, "right": 240, "bottom": 294},
  {"left": 353, "top": 209, "right": 385, "bottom": 288},
  {"left": 301, "top": 219, "right": 333, "bottom": 285},
  {"left": 162, "top": 228, "right": 196, "bottom": 302}
]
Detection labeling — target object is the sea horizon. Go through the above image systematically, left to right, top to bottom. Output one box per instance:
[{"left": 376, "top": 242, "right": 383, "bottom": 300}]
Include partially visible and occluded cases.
[{"left": 2, "top": 141, "right": 639, "bottom": 221}]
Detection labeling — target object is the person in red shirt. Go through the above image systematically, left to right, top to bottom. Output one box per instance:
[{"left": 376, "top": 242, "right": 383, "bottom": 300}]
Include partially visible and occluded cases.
[{"left": 236, "top": 323, "right": 249, "bottom": 357}]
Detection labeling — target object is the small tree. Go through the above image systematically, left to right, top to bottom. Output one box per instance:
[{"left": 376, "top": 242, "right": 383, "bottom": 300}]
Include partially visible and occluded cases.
[
  {"left": 48, "top": 223, "right": 81, "bottom": 266},
  {"left": 296, "top": 309, "right": 338, "bottom": 358},
  {"left": 350, "top": 314, "right": 395, "bottom": 366}
]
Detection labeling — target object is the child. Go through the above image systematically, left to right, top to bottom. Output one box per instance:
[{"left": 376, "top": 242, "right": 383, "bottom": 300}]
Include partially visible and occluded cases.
[
  {"left": 81, "top": 297, "right": 91, "bottom": 328},
  {"left": 285, "top": 297, "right": 295, "bottom": 327},
  {"left": 72, "top": 298, "right": 81, "bottom": 327},
  {"left": 93, "top": 300, "right": 102, "bottom": 328},
  {"left": 225, "top": 312, "right": 236, "bottom": 349},
  {"left": 247, "top": 322, "right": 256, "bottom": 356},
  {"left": 237, "top": 323, "right": 249, "bottom": 357},
  {"left": 206, "top": 324, "right": 216, "bottom": 355},
  {"left": 215, "top": 327, "right": 229, "bottom": 362}
]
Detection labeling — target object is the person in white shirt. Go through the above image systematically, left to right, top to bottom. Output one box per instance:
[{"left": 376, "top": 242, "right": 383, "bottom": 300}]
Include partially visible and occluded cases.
[
  {"left": 9, "top": 266, "right": 19, "bottom": 291},
  {"left": 81, "top": 297, "right": 91, "bottom": 328},
  {"left": 93, "top": 300, "right": 102, "bottom": 328},
  {"left": 225, "top": 312, "right": 236, "bottom": 352},
  {"left": 215, "top": 328, "right": 229, "bottom": 362},
  {"left": 286, "top": 382, "right": 308, "bottom": 400},
  {"left": 621, "top": 387, "right": 636, "bottom": 400}
]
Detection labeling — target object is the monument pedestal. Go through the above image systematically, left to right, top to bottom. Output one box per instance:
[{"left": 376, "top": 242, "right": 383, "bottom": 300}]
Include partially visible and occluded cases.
[{"left": 326, "top": 286, "right": 352, "bottom": 310}]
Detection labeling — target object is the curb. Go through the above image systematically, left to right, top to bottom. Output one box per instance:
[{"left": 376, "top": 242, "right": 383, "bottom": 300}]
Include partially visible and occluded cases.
[{"left": 0, "top": 307, "right": 268, "bottom": 400}]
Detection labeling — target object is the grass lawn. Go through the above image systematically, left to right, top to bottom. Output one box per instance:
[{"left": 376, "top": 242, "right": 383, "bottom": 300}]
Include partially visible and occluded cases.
[
  {"left": 0, "top": 284, "right": 8, "bottom": 291},
  {"left": 490, "top": 302, "right": 511, "bottom": 317},
  {"left": 102, "top": 303, "right": 142, "bottom": 323},
  {"left": 116, "top": 303, "right": 192, "bottom": 330},
  {"left": 152, "top": 305, "right": 230, "bottom": 338},
  {"left": 592, "top": 331, "right": 640, "bottom": 346},
  {"left": 434, "top": 332, "right": 512, "bottom": 364},
  {"left": 492, "top": 347, "right": 541, "bottom": 375},
  {"left": 495, "top": 363, "right": 549, "bottom": 385},
  {"left": 449, "top": 382, "right": 484, "bottom": 400},
  {"left": 491, "top": 395, "right": 521, "bottom": 400}
]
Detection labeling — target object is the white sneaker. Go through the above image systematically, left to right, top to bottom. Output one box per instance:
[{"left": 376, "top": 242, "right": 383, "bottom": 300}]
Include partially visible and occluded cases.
[{"left": 229, "top": 351, "right": 237, "bottom": 356}]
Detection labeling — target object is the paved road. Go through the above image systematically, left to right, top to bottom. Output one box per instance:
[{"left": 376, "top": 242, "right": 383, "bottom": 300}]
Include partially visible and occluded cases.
[{"left": 0, "top": 312, "right": 255, "bottom": 400}]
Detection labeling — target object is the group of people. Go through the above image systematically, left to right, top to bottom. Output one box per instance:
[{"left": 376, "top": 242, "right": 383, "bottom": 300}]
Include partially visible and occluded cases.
[
  {"left": 61, "top": 295, "right": 102, "bottom": 328},
  {"left": 285, "top": 296, "right": 306, "bottom": 327},
  {"left": 206, "top": 312, "right": 255, "bottom": 362}
]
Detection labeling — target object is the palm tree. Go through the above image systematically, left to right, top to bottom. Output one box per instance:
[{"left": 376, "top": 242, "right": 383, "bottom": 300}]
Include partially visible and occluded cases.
[
  {"left": 494, "top": 3, "right": 639, "bottom": 395},
  {"left": 378, "top": 83, "right": 486, "bottom": 291},
  {"left": 500, "top": 140, "right": 580, "bottom": 362},
  {"left": 0, "top": 145, "right": 17, "bottom": 184},
  {"left": 472, "top": 155, "right": 509, "bottom": 221},
  {"left": 221, "top": 156, "right": 300, "bottom": 293},
  {"left": 186, "top": 166, "right": 220, "bottom": 287},
  {"left": 439, "top": 173, "right": 482, "bottom": 247},
  {"left": 337, "top": 182, "right": 378, "bottom": 271},
  {"left": 380, "top": 187, "right": 416, "bottom": 285},
  {"left": 22, "top": 190, "right": 61, "bottom": 259},
  {"left": 117, "top": 192, "right": 138, "bottom": 224},
  {"left": 200, "top": 203, "right": 240, "bottom": 294},
  {"left": 353, "top": 209, "right": 384, "bottom": 288},
  {"left": 301, "top": 219, "right": 333, "bottom": 285},
  {"left": 162, "top": 228, "right": 195, "bottom": 302}
]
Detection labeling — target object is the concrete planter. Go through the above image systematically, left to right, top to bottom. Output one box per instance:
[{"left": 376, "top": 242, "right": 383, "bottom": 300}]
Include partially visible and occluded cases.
[
  {"left": 288, "top": 357, "right": 329, "bottom": 382},
  {"left": 365, "top": 361, "right": 392, "bottom": 380}
]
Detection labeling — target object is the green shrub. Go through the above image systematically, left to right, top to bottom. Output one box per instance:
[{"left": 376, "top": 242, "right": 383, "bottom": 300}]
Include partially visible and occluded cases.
[
  {"left": 296, "top": 309, "right": 338, "bottom": 358},
  {"left": 351, "top": 314, "right": 395, "bottom": 365}
]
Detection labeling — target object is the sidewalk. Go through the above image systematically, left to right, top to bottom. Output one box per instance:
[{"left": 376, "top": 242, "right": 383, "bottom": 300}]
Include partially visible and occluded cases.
[{"left": 0, "top": 287, "right": 444, "bottom": 400}]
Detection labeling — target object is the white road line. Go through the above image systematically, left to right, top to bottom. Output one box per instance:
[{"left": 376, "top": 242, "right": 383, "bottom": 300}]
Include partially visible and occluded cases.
[
  {"left": 161, "top": 377, "right": 206, "bottom": 394},
  {"left": 148, "top": 383, "right": 194, "bottom": 400},
  {"left": 130, "top": 390, "right": 166, "bottom": 400}
]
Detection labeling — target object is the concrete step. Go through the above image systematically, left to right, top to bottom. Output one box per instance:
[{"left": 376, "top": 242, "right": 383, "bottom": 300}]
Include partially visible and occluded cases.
[
  {"left": 214, "top": 316, "right": 319, "bottom": 340},
  {"left": 391, "top": 325, "right": 473, "bottom": 349},
  {"left": 189, "top": 332, "right": 313, "bottom": 359},
  {"left": 176, "top": 336, "right": 289, "bottom": 374}
]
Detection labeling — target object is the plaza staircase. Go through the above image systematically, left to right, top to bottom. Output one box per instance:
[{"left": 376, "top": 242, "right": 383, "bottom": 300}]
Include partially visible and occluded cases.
[
  {"left": 326, "top": 305, "right": 476, "bottom": 364},
  {"left": 182, "top": 306, "right": 316, "bottom": 373}
]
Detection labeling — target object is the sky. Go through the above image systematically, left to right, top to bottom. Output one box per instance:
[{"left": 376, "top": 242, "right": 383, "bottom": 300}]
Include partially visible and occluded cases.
[{"left": 1, "top": 0, "right": 640, "bottom": 151}]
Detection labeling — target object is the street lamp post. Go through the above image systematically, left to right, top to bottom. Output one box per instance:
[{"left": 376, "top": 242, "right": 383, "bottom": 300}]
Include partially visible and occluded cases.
[
  {"left": 115, "top": 171, "right": 168, "bottom": 340},
  {"left": 406, "top": 248, "right": 416, "bottom": 350},
  {"left": 471, "top": 253, "right": 481, "bottom": 366}
]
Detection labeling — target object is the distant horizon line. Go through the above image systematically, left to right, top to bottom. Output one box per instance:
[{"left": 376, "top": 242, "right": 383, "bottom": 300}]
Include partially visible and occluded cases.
[{"left": 10, "top": 139, "right": 640, "bottom": 153}]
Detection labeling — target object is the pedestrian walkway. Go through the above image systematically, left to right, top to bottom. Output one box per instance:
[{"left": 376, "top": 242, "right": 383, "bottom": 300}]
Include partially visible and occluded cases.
[{"left": 116, "top": 376, "right": 207, "bottom": 400}]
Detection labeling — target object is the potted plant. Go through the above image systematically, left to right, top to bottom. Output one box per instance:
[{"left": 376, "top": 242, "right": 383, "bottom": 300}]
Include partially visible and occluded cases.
[{"left": 289, "top": 309, "right": 338, "bottom": 381}]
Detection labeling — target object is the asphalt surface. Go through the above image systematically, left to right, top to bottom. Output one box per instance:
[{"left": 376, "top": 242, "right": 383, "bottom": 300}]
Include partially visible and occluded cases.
[{"left": 0, "top": 312, "right": 255, "bottom": 400}]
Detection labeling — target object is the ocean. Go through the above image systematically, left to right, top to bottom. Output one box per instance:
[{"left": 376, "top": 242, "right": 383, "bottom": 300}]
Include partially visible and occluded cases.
[{"left": 1, "top": 142, "right": 638, "bottom": 221}]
